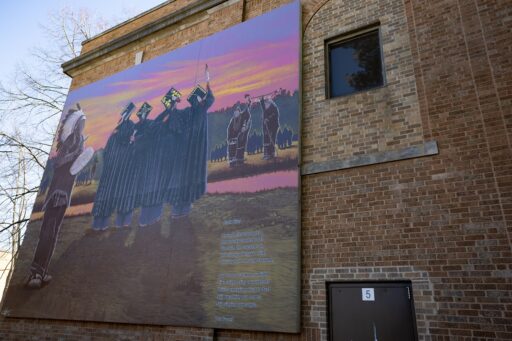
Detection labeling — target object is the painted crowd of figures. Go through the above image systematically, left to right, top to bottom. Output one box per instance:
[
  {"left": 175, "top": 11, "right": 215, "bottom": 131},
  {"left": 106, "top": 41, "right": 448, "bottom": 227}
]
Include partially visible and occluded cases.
[
  {"left": 27, "top": 67, "right": 283, "bottom": 289},
  {"left": 92, "top": 77, "right": 214, "bottom": 229},
  {"left": 93, "top": 84, "right": 282, "bottom": 229},
  {"left": 226, "top": 93, "right": 280, "bottom": 167},
  {"left": 210, "top": 126, "right": 296, "bottom": 163}
]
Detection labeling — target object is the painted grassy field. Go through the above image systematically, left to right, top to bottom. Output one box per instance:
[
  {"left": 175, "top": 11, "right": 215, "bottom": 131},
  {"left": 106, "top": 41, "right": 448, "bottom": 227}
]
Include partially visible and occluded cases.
[
  {"left": 31, "top": 144, "right": 298, "bottom": 213},
  {"left": 207, "top": 144, "right": 298, "bottom": 181},
  {"left": 3, "top": 188, "right": 300, "bottom": 332}
]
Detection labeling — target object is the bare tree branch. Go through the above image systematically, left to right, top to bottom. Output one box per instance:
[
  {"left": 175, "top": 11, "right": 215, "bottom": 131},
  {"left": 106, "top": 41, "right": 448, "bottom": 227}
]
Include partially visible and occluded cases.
[{"left": 0, "top": 7, "right": 116, "bottom": 293}]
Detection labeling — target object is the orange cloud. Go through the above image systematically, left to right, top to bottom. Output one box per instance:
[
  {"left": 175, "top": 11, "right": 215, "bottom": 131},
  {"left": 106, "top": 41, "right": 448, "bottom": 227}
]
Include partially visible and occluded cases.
[{"left": 61, "top": 38, "right": 298, "bottom": 152}]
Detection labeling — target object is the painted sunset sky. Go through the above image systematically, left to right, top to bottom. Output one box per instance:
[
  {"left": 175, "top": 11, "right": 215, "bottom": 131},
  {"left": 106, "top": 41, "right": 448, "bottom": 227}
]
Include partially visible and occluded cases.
[{"left": 58, "top": 1, "right": 300, "bottom": 152}]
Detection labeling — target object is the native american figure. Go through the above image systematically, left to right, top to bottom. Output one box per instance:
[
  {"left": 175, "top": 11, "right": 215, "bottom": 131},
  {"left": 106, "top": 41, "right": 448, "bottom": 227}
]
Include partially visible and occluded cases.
[
  {"left": 166, "top": 65, "right": 214, "bottom": 217},
  {"left": 260, "top": 93, "right": 280, "bottom": 160},
  {"left": 227, "top": 94, "right": 252, "bottom": 167},
  {"left": 91, "top": 103, "right": 136, "bottom": 229},
  {"left": 28, "top": 104, "right": 91, "bottom": 289}
]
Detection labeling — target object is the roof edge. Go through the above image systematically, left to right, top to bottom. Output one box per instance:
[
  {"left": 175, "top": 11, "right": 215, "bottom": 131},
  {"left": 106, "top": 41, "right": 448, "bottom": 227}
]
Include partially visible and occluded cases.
[
  {"left": 62, "top": 0, "right": 228, "bottom": 77},
  {"left": 81, "top": 1, "right": 176, "bottom": 46}
]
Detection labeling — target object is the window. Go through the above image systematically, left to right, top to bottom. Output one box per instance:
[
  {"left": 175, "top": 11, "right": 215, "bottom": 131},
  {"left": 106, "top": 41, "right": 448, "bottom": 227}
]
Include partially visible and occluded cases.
[{"left": 326, "top": 25, "right": 384, "bottom": 98}]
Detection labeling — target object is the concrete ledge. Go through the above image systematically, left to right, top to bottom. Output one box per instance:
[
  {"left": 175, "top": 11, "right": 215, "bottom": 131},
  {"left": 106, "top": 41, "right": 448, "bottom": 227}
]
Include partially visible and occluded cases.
[
  {"left": 62, "top": 0, "right": 229, "bottom": 76},
  {"left": 301, "top": 140, "right": 438, "bottom": 175}
]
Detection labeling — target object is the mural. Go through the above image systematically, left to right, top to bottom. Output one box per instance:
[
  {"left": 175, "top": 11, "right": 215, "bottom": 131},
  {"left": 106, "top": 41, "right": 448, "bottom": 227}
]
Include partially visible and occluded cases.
[{"left": 2, "top": 1, "right": 300, "bottom": 333}]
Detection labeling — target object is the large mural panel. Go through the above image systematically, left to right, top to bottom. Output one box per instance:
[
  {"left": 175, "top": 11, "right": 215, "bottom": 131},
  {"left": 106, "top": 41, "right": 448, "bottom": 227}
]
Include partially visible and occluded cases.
[{"left": 2, "top": 1, "right": 300, "bottom": 333}]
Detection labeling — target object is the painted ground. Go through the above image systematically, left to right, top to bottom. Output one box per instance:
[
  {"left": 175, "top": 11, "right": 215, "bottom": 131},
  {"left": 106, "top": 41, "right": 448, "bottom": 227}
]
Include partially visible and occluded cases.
[{"left": 4, "top": 188, "right": 299, "bottom": 332}]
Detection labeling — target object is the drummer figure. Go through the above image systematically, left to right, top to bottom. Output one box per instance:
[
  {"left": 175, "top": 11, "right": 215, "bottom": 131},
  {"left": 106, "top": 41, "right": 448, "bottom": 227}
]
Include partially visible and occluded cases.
[{"left": 27, "top": 103, "right": 92, "bottom": 289}]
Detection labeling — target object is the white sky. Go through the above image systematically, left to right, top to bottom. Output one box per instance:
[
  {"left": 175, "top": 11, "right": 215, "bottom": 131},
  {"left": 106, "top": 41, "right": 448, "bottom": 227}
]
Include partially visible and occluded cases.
[
  {"left": 0, "top": 0, "right": 165, "bottom": 81},
  {"left": 0, "top": 1, "right": 165, "bottom": 253}
]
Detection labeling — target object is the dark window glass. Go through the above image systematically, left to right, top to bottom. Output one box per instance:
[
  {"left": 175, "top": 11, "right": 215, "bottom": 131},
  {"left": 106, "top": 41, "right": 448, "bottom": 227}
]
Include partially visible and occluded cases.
[{"left": 328, "top": 29, "right": 384, "bottom": 98}]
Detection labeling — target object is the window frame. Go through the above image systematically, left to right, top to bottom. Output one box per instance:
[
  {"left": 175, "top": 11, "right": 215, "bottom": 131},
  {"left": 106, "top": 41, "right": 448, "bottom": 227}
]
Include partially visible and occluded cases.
[{"left": 324, "top": 23, "right": 386, "bottom": 99}]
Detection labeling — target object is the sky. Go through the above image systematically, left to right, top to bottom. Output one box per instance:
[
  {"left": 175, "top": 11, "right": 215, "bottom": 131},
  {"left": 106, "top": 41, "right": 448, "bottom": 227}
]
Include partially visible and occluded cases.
[
  {"left": 0, "top": 0, "right": 164, "bottom": 81},
  {"left": 0, "top": 1, "right": 164, "bottom": 251},
  {"left": 59, "top": 1, "right": 300, "bottom": 152}
]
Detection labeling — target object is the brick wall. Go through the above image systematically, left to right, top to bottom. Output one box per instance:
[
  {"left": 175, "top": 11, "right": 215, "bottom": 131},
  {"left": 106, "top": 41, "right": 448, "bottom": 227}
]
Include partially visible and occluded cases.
[
  {"left": 1, "top": 0, "right": 511, "bottom": 340},
  {"left": 69, "top": 0, "right": 246, "bottom": 89},
  {"left": 80, "top": 0, "right": 199, "bottom": 53},
  {"left": 302, "top": 0, "right": 424, "bottom": 165},
  {"left": 0, "top": 319, "right": 214, "bottom": 340}
]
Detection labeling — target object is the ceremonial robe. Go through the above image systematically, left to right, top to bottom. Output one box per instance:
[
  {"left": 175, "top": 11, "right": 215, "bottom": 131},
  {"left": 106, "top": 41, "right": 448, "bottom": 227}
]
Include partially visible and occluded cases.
[
  {"left": 166, "top": 86, "right": 214, "bottom": 210},
  {"left": 91, "top": 119, "right": 135, "bottom": 229}
]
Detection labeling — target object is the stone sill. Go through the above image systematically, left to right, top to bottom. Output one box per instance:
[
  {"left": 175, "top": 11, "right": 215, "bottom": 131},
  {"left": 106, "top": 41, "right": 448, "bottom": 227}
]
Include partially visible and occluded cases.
[{"left": 301, "top": 140, "right": 439, "bottom": 175}]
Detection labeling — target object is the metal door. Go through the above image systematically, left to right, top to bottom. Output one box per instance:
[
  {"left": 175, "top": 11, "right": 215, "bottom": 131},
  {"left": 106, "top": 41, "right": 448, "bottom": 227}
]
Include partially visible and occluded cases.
[{"left": 328, "top": 281, "right": 418, "bottom": 341}]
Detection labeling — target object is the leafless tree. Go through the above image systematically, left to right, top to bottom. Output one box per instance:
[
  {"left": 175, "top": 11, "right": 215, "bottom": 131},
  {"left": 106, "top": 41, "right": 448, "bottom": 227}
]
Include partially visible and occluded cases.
[{"left": 0, "top": 7, "right": 113, "bottom": 292}]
